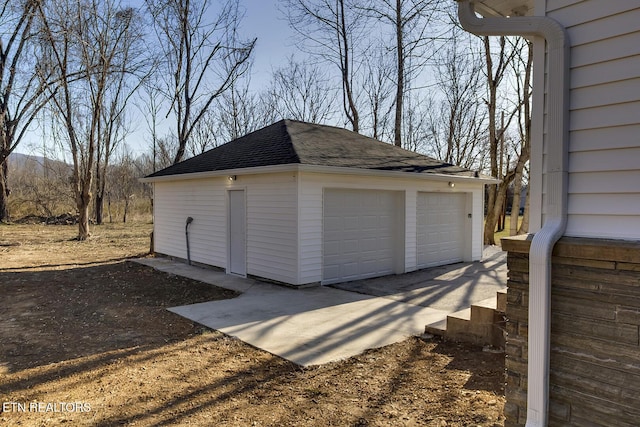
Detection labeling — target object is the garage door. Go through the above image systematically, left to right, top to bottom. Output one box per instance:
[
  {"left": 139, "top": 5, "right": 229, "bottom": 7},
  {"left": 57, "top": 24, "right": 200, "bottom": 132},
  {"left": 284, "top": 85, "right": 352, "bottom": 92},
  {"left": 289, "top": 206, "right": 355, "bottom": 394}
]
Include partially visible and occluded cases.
[
  {"left": 323, "top": 189, "right": 399, "bottom": 284},
  {"left": 417, "top": 192, "right": 466, "bottom": 268}
]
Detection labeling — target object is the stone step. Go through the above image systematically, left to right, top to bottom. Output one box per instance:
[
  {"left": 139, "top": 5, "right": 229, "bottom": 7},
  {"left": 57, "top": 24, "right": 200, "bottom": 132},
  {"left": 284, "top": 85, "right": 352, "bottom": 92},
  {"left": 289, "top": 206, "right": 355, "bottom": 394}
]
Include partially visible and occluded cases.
[{"left": 423, "top": 289, "right": 508, "bottom": 348}]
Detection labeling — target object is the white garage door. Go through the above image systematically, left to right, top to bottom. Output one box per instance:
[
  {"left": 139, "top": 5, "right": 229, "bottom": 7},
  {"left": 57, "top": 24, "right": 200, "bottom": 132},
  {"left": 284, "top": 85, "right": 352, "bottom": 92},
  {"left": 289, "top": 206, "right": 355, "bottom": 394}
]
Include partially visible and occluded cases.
[
  {"left": 323, "top": 189, "right": 399, "bottom": 284},
  {"left": 417, "top": 192, "right": 466, "bottom": 269}
]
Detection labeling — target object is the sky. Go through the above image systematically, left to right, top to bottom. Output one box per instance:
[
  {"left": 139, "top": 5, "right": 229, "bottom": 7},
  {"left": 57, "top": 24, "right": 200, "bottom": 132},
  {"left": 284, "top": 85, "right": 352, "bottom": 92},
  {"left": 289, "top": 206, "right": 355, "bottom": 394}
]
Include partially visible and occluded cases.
[
  {"left": 17, "top": 0, "right": 298, "bottom": 159},
  {"left": 241, "top": 0, "right": 298, "bottom": 88}
]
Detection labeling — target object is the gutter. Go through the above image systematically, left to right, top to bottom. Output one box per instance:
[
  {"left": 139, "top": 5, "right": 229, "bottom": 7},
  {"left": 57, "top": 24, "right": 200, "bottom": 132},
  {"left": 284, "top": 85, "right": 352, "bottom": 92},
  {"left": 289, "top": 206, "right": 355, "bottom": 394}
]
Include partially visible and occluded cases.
[
  {"left": 455, "top": 2, "right": 570, "bottom": 426},
  {"left": 140, "top": 163, "right": 499, "bottom": 185}
]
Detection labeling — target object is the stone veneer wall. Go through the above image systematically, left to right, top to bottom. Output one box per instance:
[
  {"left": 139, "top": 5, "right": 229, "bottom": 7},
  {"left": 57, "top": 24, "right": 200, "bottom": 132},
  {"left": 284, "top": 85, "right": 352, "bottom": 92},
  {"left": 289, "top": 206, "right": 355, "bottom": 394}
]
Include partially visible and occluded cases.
[{"left": 501, "top": 235, "right": 640, "bottom": 427}]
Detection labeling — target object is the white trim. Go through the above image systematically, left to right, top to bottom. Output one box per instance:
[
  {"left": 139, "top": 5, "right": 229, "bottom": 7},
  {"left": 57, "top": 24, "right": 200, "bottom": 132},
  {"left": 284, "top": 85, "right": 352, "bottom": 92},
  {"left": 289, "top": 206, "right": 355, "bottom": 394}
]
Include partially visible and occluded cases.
[{"left": 140, "top": 163, "right": 499, "bottom": 185}]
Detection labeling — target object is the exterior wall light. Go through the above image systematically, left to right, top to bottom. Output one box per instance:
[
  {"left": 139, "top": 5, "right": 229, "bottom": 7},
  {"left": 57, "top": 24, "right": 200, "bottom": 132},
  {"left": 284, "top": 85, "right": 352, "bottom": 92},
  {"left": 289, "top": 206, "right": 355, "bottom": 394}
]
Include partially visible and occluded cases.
[
  {"left": 228, "top": 175, "right": 237, "bottom": 181},
  {"left": 448, "top": 182, "right": 455, "bottom": 188}
]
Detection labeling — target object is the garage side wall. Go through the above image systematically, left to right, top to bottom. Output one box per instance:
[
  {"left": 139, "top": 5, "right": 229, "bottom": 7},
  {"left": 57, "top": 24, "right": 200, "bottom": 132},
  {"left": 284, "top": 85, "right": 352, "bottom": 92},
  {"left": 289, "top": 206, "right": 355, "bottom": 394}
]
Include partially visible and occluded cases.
[
  {"left": 242, "top": 172, "right": 299, "bottom": 284},
  {"left": 153, "top": 178, "right": 226, "bottom": 267}
]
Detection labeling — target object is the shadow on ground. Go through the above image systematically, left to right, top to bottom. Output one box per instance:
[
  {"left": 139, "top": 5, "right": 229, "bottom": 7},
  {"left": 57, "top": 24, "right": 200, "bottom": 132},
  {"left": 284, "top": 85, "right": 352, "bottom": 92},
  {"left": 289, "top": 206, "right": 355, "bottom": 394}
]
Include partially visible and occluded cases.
[
  {"left": 331, "top": 247, "right": 507, "bottom": 312},
  {"left": 0, "top": 261, "right": 238, "bottom": 372},
  {"left": 1, "top": 261, "right": 505, "bottom": 426}
]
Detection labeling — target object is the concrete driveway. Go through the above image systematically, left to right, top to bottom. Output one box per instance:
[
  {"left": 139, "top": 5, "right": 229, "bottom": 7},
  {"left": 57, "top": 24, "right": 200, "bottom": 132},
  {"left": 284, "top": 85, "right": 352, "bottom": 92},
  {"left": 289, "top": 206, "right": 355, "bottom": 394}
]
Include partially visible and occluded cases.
[
  {"left": 331, "top": 246, "right": 507, "bottom": 312},
  {"left": 136, "top": 247, "right": 506, "bottom": 367}
]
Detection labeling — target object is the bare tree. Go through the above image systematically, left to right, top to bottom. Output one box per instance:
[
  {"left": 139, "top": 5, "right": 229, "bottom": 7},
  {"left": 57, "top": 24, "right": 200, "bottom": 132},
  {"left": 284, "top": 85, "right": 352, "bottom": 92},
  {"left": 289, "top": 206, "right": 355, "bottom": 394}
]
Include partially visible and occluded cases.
[
  {"left": 0, "top": 0, "right": 59, "bottom": 221},
  {"left": 42, "top": 0, "right": 143, "bottom": 239},
  {"left": 145, "top": 0, "right": 255, "bottom": 164},
  {"left": 282, "top": 0, "right": 365, "bottom": 132},
  {"left": 358, "top": 0, "right": 443, "bottom": 147},
  {"left": 94, "top": 7, "right": 149, "bottom": 225},
  {"left": 428, "top": 31, "right": 486, "bottom": 169},
  {"left": 481, "top": 35, "right": 523, "bottom": 245},
  {"left": 480, "top": 36, "right": 531, "bottom": 244},
  {"left": 509, "top": 39, "right": 533, "bottom": 236},
  {"left": 361, "top": 48, "right": 395, "bottom": 141},
  {"left": 266, "top": 57, "right": 337, "bottom": 123},
  {"left": 7, "top": 153, "right": 74, "bottom": 218}
]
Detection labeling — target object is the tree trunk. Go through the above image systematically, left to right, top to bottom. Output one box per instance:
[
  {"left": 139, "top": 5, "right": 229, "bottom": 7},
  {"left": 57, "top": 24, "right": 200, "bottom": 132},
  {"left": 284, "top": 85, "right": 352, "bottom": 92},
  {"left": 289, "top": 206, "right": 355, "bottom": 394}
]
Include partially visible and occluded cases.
[
  {"left": 393, "top": 0, "right": 403, "bottom": 147},
  {"left": 0, "top": 161, "right": 9, "bottom": 222},
  {"left": 77, "top": 183, "right": 91, "bottom": 240},
  {"left": 518, "top": 186, "right": 530, "bottom": 234},
  {"left": 95, "top": 193, "right": 104, "bottom": 225},
  {"left": 123, "top": 197, "right": 129, "bottom": 223},
  {"left": 77, "top": 202, "right": 90, "bottom": 240}
]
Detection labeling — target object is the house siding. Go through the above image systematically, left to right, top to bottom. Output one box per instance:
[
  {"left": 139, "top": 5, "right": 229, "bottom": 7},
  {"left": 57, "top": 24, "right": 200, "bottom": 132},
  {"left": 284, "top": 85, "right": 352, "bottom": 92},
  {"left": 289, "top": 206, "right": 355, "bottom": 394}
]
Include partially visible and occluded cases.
[
  {"left": 540, "top": 1, "right": 640, "bottom": 239},
  {"left": 298, "top": 172, "right": 484, "bottom": 284},
  {"left": 153, "top": 178, "right": 226, "bottom": 267}
]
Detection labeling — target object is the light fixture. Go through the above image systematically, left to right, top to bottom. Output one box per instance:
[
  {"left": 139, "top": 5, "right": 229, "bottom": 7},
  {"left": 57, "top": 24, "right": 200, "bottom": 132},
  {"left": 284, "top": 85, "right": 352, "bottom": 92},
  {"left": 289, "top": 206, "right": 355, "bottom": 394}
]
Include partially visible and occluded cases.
[
  {"left": 228, "top": 175, "right": 237, "bottom": 181},
  {"left": 448, "top": 182, "right": 455, "bottom": 188}
]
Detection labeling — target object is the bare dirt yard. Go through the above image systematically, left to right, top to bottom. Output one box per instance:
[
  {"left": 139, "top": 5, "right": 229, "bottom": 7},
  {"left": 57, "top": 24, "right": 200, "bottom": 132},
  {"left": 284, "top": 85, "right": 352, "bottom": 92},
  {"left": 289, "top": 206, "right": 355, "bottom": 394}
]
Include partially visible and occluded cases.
[{"left": 0, "top": 221, "right": 505, "bottom": 426}]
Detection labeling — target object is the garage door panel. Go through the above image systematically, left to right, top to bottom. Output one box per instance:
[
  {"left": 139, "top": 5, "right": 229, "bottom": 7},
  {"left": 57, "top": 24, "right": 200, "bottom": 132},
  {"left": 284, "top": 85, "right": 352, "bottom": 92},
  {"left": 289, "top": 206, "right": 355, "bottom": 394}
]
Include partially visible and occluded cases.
[
  {"left": 323, "top": 189, "right": 399, "bottom": 284},
  {"left": 417, "top": 192, "right": 465, "bottom": 269}
]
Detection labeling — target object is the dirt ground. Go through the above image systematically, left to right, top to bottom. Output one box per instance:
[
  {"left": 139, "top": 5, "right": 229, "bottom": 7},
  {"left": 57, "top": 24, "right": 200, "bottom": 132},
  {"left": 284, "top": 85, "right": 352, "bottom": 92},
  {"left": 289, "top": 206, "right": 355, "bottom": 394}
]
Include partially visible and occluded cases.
[{"left": 0, "top": 221, "right": 505, "bottom": 426}]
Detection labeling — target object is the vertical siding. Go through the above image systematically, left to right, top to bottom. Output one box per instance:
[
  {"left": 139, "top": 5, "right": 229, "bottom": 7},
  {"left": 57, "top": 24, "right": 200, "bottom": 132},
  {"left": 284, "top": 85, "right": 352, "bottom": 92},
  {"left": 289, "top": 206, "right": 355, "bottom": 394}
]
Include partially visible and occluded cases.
[
  {"left": 543, "top": 1, "right": 640, "bottom": 239},
  {"left": 243, "top": 173, "right": 299, "bottom": 284},
  {"left": 153, "top": 178, "right": 226, "bottom": 267}
]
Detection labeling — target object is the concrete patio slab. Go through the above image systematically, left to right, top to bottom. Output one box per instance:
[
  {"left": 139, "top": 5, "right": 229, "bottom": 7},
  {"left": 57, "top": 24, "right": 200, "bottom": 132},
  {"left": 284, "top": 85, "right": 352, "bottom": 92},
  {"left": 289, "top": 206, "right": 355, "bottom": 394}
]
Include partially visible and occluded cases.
[
  {"left": 136, "top": 247, "right": 506, "bottom": 367},
  {"left": 168, "top": 286, "right": 448, "bottom": 366}
]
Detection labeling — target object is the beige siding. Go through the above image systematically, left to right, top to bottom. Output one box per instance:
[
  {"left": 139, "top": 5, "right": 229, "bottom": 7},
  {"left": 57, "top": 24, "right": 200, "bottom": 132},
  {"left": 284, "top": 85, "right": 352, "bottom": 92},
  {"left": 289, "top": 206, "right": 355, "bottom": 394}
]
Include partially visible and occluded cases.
[
  {"left": 541, "top": 2, "right": 640, "bottom": 239},
  {"left": 153, "top": 178, "right": 226, "bottom": 267}
]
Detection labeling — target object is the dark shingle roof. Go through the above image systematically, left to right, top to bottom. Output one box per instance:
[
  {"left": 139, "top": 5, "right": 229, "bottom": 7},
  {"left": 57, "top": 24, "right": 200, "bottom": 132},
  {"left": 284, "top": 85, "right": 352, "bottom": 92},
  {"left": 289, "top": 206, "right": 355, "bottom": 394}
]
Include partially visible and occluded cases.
[{"left": 146, "top": 120, "right": 480, "bottom": 178}]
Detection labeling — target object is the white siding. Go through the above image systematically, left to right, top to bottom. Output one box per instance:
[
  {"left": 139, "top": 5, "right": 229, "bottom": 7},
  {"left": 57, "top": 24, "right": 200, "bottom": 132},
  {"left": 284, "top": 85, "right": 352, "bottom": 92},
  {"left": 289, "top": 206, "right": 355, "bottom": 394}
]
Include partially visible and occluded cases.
[
  {"left": 538, "top": 1, "right": 640, "bottom": 239},
  {"left": 298, "top": 172, "right": 485, "bottom": 284},
  {"left": 153, "top": 173, "right": 299, "bottom": 284},
  {"left": 242, "top": 173, "right": 299, "bottom": 284},
  {"left": 153, "top": 178, "right": 226, "bottom": 267}
]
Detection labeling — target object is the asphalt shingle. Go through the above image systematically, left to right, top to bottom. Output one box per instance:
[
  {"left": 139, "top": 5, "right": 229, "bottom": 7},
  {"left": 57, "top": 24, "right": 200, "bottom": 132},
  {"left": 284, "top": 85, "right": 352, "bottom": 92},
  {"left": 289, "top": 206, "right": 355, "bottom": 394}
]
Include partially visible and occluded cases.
[{"left": 146, "top": 120, "right": 479, "bottom": 178}]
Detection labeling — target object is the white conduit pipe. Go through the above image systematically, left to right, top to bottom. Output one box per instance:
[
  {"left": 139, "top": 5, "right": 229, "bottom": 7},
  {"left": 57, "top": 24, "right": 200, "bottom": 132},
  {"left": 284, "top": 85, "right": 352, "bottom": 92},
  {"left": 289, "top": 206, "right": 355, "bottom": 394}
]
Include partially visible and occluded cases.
[{"left": 455, "top": 2, "right": 570, "bottom": 426}]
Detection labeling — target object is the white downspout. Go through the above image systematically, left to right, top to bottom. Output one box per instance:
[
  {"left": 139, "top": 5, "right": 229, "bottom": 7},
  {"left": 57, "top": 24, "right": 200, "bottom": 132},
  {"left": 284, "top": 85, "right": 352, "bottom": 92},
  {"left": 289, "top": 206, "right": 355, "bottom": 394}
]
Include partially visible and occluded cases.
[{"left": 456, "top": 2, "right": 570, "bottom": 426}]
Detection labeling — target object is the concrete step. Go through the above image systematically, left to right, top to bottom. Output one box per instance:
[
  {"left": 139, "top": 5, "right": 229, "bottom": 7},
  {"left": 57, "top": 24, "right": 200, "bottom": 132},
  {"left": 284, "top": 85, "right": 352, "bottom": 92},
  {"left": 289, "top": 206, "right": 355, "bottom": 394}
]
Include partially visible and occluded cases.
[
  {"left": 424, "top": 289, "right": 508, "bottom": 348},
  {"left": 497, "top": 289, "right": 507, "bottom": 313}
]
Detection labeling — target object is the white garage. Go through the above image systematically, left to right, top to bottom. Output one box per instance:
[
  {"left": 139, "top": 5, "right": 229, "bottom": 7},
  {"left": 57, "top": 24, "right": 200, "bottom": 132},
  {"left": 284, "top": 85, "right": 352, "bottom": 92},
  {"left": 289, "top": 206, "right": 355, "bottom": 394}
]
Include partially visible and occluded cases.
[
  {"left": 143, "top": 120, "right": 493, "bottom": 287},
  {"left": 322, "top": 189, "right": 403, "bottom": 284},
  {"left": 417, "top": 192, "right": 467, "bottom": 268}
]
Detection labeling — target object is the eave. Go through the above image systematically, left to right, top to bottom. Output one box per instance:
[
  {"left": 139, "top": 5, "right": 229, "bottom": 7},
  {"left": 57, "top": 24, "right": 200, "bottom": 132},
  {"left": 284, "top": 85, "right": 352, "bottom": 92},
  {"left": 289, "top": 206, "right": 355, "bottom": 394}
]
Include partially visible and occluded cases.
[
  {"left": 471, "top": 0, "right": 534, "bottom": 17},
  {"left": 139, "top": 164, "right": 499, "bottom": 185}
]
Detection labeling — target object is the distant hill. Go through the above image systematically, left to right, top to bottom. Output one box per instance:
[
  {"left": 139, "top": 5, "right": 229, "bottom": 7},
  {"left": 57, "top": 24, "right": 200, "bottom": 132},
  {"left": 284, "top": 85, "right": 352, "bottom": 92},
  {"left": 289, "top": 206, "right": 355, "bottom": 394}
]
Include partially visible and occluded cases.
[{"left": 7, "top": 152, "right": 70, "bottom": 175}]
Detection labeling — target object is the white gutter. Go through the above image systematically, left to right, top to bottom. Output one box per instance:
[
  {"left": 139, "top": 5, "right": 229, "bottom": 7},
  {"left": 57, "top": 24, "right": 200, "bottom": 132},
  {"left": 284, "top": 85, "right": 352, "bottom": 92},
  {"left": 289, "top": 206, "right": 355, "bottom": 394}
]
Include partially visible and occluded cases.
[
  {"left": 456, "top": 2, "right": 570, "bottom": 426},
  {"left": 140, "top": 163, "right": 499, "bottom": 184}
]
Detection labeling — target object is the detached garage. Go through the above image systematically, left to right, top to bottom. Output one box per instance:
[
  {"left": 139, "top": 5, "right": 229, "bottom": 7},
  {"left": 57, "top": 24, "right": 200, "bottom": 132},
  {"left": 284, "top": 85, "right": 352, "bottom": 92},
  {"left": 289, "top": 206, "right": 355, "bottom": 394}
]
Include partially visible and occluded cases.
[{"left": 142, "top": 120, "right": 494, "bottom": 287}]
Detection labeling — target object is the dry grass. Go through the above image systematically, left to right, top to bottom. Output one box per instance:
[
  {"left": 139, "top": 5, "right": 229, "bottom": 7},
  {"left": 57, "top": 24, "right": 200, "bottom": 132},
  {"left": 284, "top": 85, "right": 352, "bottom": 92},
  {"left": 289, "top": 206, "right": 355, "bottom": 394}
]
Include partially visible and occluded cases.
[{"left": 0, "top": 221, "right": 152, "bottom": 271}]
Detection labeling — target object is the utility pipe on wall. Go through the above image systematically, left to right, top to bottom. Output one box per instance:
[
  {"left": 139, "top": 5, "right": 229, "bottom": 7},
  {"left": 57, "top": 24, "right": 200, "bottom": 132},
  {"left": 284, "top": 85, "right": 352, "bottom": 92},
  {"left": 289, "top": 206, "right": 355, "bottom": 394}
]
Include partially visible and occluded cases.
[
  {"left": 455, "top": 2, "right": 570, "bottom": 426},
  {"left": 185, "top": 216, "right": 194, "bottom": 265}
]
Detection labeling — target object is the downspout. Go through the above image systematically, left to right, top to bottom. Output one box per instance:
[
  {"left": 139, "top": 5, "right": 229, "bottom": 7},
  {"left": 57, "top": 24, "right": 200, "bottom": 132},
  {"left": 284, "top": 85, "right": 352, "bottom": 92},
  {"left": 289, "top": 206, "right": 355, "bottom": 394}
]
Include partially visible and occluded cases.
[{"left": 456, "top": 2, "right": 570, "bottom": 426}]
